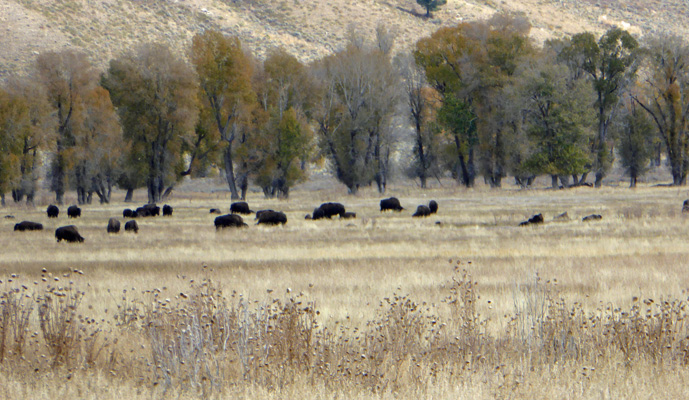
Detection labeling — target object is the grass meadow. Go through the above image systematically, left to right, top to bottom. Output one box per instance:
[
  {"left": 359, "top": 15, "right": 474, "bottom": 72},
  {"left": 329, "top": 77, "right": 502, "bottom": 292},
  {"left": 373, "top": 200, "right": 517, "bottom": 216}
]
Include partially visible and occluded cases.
[{"left": 1, "top": 182, "right": 689, "bottom": 399}]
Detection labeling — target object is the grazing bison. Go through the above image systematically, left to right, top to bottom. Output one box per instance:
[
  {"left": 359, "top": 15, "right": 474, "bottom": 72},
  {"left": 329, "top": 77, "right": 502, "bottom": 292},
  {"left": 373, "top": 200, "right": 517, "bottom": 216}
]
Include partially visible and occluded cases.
[
  {"left": 380, "top": 197, "right": 404, "bottom": 212},
  {"left": 428, "top": 200, "right": 438, "bottom": 214},
  {"left": 683, "top": 200, "right": 689, "bottom": 213},
  {"left": 230, "top": 201, "right": 253, "bottom": 215},
  {"left": 317, "top": 202, "right": 346, "bottom": 218},
  {"left": 143, "top": 203, "right": 160, "bottom": 216},
  {"left": 163, "top": 204, "right": 173, "bottom": 216},
  {"left": 47, "top": 205, "right": 59, "bottom": 218},
  {"left": 67, "top": 205, "right": 81, "bottom": 218},
  {"left": 413, "top": 205, "right": 432, "bottom": 218},
  {"left": 311, "top": 207, "right": 326, "bottom": 220},
  {"left": 210, "top": 208, "right": 222, "bottom": 214},
  {"left": 123, "top": 209, "right": 134, "bottom": 218},
  {"left": 255, "top": 209, "right": 276, "bottom": 220},
  {"left": 257, "top": 210, "right": 287, "bottom": 225},
  {"left": 341, "top": 212, "right": 356, "bottom": 219},
  {"left": 553, "top": 212, "right": 570, "bottom": 221},
  {"left": 215, "top": 214, "right": 248, "bottom": 229},
  {"left": 519, "top": 214, "right": 544, "bottom": 226},
  {"left": 582, "top": 214, "right": 602, "bottom": 222},
  {"left": 107, "top": 218, "right": 121, "bottom": 233},
  {"left": 124, "top": 220, "right": 139, "bottom": 233},
  {"left": 14, "top": 221, "right": 43, "bottom": 231},
  {"left": 55, "top": 225, "right": 84, "bottom": 243}
]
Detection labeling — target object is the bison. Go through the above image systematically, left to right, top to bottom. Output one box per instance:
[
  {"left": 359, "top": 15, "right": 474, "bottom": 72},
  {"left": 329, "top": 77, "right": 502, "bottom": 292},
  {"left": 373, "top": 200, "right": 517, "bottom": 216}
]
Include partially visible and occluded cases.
[
  {"left": 380, "top": 197, "right": 403, "bottom": 212},
  {"left": 428, "top": 200, "right": 438, "bottom": 214},
  {"left": 683, "top": 200, "right": 689, "bottom": 213},
  {"left": 230, "top": 201, "right": 253, "bottom": 215},
  {"left": 317, "top": 202, "right": 346, "bottom": 218},
  {"left": 143, "top": 203, "right": 160, "bottom": 216},
  {"left": 163, "top": 204, "right": 173, "bottom": 217},
  {"left": 47, "top": 205, "right": 59, "bottom": 218},
  {"left": 67, "top": 205, "right": 81, "bottom": 218},
  {"left": 412, "top": 205, "right": 432, "bottom": 218},
  {"left": 311, "top": 207, "right": 326, "bottom": 220},
  {"left": 210, "top": 208, "right": 222, "bottom": 214},
  {"left": 123, "top": 209, "right": 134, "bottom": 218},
  {"left": 255, "top": 209, "right": 276, "bottom": 220},
  {"left": 257, "top": 210, "right": 287, "bottom": 225},
  {"left": 519, "top": 213, "right": 544, "bottom": 226},
  {"left": 215, "top": 214, "right": 248, "bottom": 229},
  {"left": 582, "top": 214, "right": 602, "bottom": 222},
  {"left": 107, "top": 218, "right": 121, "bottom": 233},
  {"left": 124, "top": 220, "right": 139, "bottom": 233},
  {"left": 14, "top": 221, "right": 43, "bottom": 231},
  {"left": 55, "top": 225, "right": 84, "bottom": 243}
]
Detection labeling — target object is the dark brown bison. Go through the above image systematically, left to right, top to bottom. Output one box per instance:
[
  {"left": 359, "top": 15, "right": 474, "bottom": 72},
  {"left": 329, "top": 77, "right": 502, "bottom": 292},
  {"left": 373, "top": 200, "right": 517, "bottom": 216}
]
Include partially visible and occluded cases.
[
  {"left": 380, "top": 197, "right": 403, "bottom": 212},
  {"left": 428, "top": 200, "right": 438, "bottom": 214},
  {"left": 683, "top": 200, "right": 689, "bottom": 213},
  {"left": 230, "top": 202, "right": 253, "bottom": 215},
  {"left": 317, "top": 202, "right": 346, "bottom": 219},
  {"left": 144, "top": 203, "right": 160, "bottom": 216},
  {"left": 163, "top": 204, "right": 173, "bottom": 216},
  {"left": 47, "top": 205, "right": 59, "bottom": 218},
  {"left": 67, "top": 205, "right": 81, "bottom": 218},
  {"left": 413, "top": 205, "right": 432, "bottom": 217},
  {"left": 311, "top": 207, "right": 326, "bottom": 220},
  {"left": 210, "top": 208, "right": 222, "bottom": 214},
  {"left": 123, "top": 209, "right": 134, "bottom": 218},
  {"left": 255, "top": 209, "right": 276, "bottom": 220},
  {"left": 257, "top": 210, "right": 287, "bottom": 225},
  {"left": 341, "top": 212, "right": 356, "bottom": 219},
  {"left": 215, "top": 214, "right": 247, "bottom": 229},
  {"left": 519, "top": 214, "right": 544, "bottom": 226},
  {"left": 582, "top": 214, "right": 602, "bottom": 222},
  {"left": 4, "top": 215, "right": 15, "bottom": 219},
  {"left": 107, "top": 218, "right": 121, "bottom": 233},
  {"left": 124, "top": 220, "right": 139, "bottom": 233},
  {"left": 14, "top": 221, "right": 43, "bottom": 231},
  {"left": 55, "top": 225, "right": 84, "bottom": 243}
]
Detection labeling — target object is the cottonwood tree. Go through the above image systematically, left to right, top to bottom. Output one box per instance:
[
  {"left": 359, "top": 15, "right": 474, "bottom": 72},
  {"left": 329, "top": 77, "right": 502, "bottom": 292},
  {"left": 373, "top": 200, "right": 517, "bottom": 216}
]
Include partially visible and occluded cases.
[
  {"left": 416, "top": 0, "right": 447, "bottom": 18},
  {"left": 562, "top": 28, "right": 639, "bottom": 187},
  {"left": 191, "top": 30, "right": 255, "bottom": 200},
  {"left": 633, "top": 34, "right": 689, "bottom": 185},
  {"left": 103, "top": 42, "right": 198, "bottom": 203},
  {"left": 312, "top": 42, "right": 400, "bottom": 194},
  {"left": 36, "top": 50, "right": 99, "bottom": 204},
  {"left": 518, "top": 52, "right": 593, "bottom": 188},
  {"left": 0, "top": 77, "right": 47, "bottom": 205},
  {"left": 0, "top": 86, "right": 25, "bottom": 206},
  {"left": 615, "top": 98, "right": 654, "bottom": 188}
]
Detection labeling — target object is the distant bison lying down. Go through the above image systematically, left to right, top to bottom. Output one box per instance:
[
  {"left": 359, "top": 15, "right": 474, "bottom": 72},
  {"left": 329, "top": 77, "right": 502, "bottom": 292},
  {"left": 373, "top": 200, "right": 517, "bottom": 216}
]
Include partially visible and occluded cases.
[
  {"left": 380, "top": 197, "right": 403, "bottom": 212},
  {"left": 429, "top": 200, "right": 438, "bottom": 214},
  {"left": 230, "top": 202, "right": 253, "bottom": 215},
  {"left": 163, "top": 204, "right": 173, "bottom": 216},
  {"left": 47, "top": 205, "right": 59, "bottom": 218},
  {"left": 68, "top": 205, "right": 81, "bottom": 218},
  {"left": 413, "top": 205, "right": 432, "bottom": 217},
  {"left": 210, "top": 208, "right": 222, "bottom": 214},
  {"left": 257, "top": 210, "right": 287, "bottom": 225},
  {"left": 215, "top": 214, "right": 247, "bottom": 229},
  {"left": 519, "top": 214, "right": 544, "bottom": 226},
  {"left": 582, "top": 214, "right": 602, "bottom": 222},
  {"left": 107, "top": 218, "right": 121, "bottom": 233},
  {"left": 124, "top": 220, "right": 139, "bottom": 233},
  {"left": 14, "top": 221, "right": 43, "bottom": 231},
  {"left": 55, "top": 225, "right": 84, "bottom": 243}
]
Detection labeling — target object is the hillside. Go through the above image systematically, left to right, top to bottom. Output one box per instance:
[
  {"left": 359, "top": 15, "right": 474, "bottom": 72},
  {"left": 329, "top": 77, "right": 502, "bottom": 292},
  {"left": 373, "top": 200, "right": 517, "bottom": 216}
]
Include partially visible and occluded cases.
[{"left": 1, "top": 0, "right": 685, "bottom": 79}]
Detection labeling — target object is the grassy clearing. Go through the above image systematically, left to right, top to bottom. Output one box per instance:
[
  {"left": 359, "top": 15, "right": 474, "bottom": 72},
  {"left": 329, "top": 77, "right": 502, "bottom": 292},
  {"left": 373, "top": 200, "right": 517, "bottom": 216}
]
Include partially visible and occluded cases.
[{"left": 1, "top": 184, "right": 689, "bottom": 398}]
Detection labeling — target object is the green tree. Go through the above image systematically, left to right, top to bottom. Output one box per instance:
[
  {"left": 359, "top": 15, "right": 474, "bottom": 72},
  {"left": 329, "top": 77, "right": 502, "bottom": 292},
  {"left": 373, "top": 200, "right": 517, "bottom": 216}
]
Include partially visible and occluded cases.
[
  {"left": 416, "top": 0, "right": 447, "bottom": 18},
  {"left": 562, "top": 28, "right": 639, "bottom": 187},
  {"left": 191, "top": 30, "right": 255, "bottom": 200},
  {"left": 633, "top": 34, "right": 689, "bottom": 185},
  {"left": 103, "top": 42, "right": 198, "bottom": 203},
  {"left": 518, "top": 54, "right": 593, "bottom": 188},
  {"left": 0, "top": 87, "right": 25, "bottom": 206},
  {"left": 615, "top": 99, "right": 654, "bottom": 188}
]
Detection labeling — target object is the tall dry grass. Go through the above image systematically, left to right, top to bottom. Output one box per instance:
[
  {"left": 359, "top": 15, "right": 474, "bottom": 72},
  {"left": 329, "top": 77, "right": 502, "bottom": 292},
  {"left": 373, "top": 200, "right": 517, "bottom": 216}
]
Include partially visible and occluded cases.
[{"left": 1, "top": 183, "right": 689, "bottom": 398}]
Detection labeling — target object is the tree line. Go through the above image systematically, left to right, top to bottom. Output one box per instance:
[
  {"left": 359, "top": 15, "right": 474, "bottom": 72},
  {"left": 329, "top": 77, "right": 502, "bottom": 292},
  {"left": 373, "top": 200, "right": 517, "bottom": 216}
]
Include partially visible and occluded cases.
[{"left": 1, "top": 14, "right": 688, "bottom": 206}]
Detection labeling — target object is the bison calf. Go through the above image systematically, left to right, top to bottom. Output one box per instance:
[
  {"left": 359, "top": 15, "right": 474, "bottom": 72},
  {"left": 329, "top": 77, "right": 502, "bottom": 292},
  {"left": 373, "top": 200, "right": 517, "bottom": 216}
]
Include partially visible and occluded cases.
[
  {"left": 47, "top": 205, "right": 59, "bottom": 218},
  {"left": 68, "top": 205, "right": 81, "bottom": 218},
  {"left": 107, "top": 218, "right": 121, "bottom": 233},
  {"left": 124, "top": 220, "right": 139, "bottom": 233},
  {"left": 14, "top": 221, "right": 43, "bottom": 231},
  {"left": 55, "top": 225, "right": 84, "bottom": 243}
]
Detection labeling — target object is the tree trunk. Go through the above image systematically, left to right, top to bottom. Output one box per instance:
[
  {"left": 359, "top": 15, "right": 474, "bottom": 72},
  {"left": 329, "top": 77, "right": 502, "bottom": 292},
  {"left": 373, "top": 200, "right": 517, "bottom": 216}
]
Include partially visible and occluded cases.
[
  {"left": 223, "top": 145, "right": 239, "bottom": 200},
  {"left": 551, "top": 175, "right": 559, "bottom": 189},
  {"left": 629, "top": 175, "right": 637, "bottom": 188},
  {"left": 162, "top": 186, "right": 174, "bottom": 200},
  {"left": 125, "top": 188, "right": 134, "bottom": 203},
  {"left": 0, "top": 194, "right": 5, "bottom": 207}
]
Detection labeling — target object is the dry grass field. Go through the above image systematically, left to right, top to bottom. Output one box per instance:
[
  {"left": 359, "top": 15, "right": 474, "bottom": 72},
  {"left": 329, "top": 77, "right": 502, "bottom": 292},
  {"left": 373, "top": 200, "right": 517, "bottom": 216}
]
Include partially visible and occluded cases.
[{"left": 2, "top": 182, "right": 689, "bottom": 399}]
